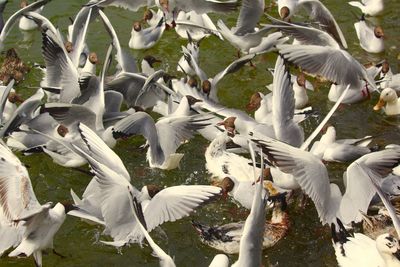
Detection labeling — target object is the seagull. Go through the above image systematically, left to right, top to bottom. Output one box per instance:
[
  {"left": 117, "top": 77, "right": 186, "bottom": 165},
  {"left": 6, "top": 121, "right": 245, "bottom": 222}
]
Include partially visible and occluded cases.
[
  {"left": 0, "top": 0, "right": 51, "bottom": 51},
  {"left": 0, "top": 0, "right": 9, "bottom": 33},
  {"left": 18, "top": 0, "right": 44, "bottom": 31},
  {"left": 85, "top": 0, "right": 153, "bottom": 11},
  {"left": 156, "top": 0, "right": 238, "bottom": 23},
  {"left": 216, "top": 0, "right": 282, "bottom": 55},
  {"left": 276, "top": 0, "right": 347, "bottom": 49},
  {"left": 348, "top": 0, "right": 384, "bottom": 16},
  {"left": 142, "top": 8, "right": 164, "bottom": 27},
  {"left": 99, "top": 10, "right": 171, "bottom": 109},
  {"left": 175, "top": 10, "right": 221, "bottom": 40},
  {"left": 354, "top": 15, "right": 385, "bottom": 53},
  {"left": 128, "top": 18, "right": 166, "bottom": 50},
  {"left": 270, "top": 18, "right": 378, "bottom": 92},
  {"left": 177, "top": 38, "right": 200, "bottom": 76},
  {"left": 184, "top": 52, "right": 255, "bottom": 102},
  {"left": 271, "top": 55, "right": 304, "bottom": 147},
  {"left": 378, "top": 61, "right": 400, "bottom": 92},
  {"left": 0, "top": 79, "right": 19, "bottom": 124},
  {"left": 0, "top": 88, "right": 44, "bottom": 138},
  {"left": 112, "top": 97, "right": 210, "bottom": 170},
  {"left": 71, "top": 123, "right": 222, "bottom": 245},
  {"left": 310, "top": 125, "right": 374, "bottom": 162},
  {"left": 254, "top": 138, "right": 400, "bottom": 226},
  {"left": 0, "top": 141, "right": 78, "bottom": 266},
  {"left": 231, "top": 143, "right": 268, "bottom": 267},
  {"left": 331, "top": 170, "right": 400, "bottom": 267},
  {"left": 131, "top": 198, "right": 176, "bottom": 267},
  {"left": 209, "top": 254, "right": 229, "bottom": 267}
]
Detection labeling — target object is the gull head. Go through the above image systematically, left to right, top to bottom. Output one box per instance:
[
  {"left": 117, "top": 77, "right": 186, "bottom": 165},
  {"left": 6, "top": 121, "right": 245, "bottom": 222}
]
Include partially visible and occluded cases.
[
  {"left": 279, "top": 6, "right": 290, "bottom": 21},
  {"left": 143, "top": 9, "right": 153, "bottom": 22},
  {"left": 133, "top": 21, "right": 142, "bottom": 32},
  {"left": 374, "top": 26, "right": 385, "bottom": 39},
  {"left": 64, "top": 41, "right": 73, "bottom": 53},
  {"left": 89, "top": 52, "right": 99, "bottom": 64},
  {"left": 187, "top": 76, "right": 198, "bottom": 88},
  {"left": 202, "top": 80, "right": 211, "bottom": 96},
  {"left": 246, "top": 92, "right": 263, "bottom": 112},
  {"left": 217, "top": 117, "right": 236, "bottom": 137},
  {"left": 57, "top": 124, "right": 69, "bottom": 137}
]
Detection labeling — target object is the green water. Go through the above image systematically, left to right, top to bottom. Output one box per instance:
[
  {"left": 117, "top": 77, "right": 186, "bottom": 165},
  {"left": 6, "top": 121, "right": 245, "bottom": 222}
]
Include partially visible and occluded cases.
[{"left": 1, "top": 0, "right": 400, "bottom": 266}]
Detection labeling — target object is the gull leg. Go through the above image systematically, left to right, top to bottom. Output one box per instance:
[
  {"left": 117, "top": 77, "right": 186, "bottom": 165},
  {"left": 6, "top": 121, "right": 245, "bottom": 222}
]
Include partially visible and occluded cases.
[{"left": 52, "top": 249, "right": 66, "bottom": 259}]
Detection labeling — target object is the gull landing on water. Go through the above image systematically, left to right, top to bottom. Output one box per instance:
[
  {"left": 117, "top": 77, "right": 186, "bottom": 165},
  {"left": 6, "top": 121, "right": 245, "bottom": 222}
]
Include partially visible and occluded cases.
[
  {"left": 70, "top": 123, "right": 222, "bottom": 246},
  {"left": 0, "top": 141, "right": 78, "bottom": 266}
]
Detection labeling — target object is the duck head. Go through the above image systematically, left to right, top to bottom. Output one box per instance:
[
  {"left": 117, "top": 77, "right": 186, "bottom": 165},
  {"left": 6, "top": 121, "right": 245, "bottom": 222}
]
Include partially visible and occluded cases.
[{"left": 374, "top": 88, "right": 397, "bottom": 111}]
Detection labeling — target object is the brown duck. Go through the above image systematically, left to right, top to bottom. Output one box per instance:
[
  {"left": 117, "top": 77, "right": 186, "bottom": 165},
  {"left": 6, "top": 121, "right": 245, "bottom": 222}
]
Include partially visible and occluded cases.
[{"left": 0, "top": 48, "right": 30, "bottom": 84}]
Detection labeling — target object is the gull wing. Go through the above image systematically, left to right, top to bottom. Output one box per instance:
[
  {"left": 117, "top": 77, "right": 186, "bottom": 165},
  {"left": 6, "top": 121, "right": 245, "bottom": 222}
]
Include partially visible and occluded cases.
[
  {"left": 234, "top": 0, "right": 264, "bottom": 35},
  {"left": 299, "top": 0, "right": 347, "bottom": 49},
  {"left": 278, "top": 44, "right": 377, "bottom": 91},
  {"left": 272, "top": 55, "right": 303, "bottom": 147},
  {"left": 254, "top": 138, "right": 337, "bottom": 224},
  {"left": 0, "top": 141, "right": 41, "bottom": 224},
  {"left": 340, "top": 148, "right": 400, "bottom": 224},
  {"left": 142, "top": 185, "right": 222, "bottom": 232}
]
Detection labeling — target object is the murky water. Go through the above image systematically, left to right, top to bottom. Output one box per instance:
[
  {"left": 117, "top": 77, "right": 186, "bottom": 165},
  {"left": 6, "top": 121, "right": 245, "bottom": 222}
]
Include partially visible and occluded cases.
[{"left": 1, "top": 0, "right": 400, "bottom": 266}]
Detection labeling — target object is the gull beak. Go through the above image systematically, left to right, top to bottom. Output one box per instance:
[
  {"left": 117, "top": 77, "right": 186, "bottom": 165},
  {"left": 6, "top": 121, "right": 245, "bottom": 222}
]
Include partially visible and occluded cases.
[{"left": 373, "top": 98, "right": 386, "bottom": 111}]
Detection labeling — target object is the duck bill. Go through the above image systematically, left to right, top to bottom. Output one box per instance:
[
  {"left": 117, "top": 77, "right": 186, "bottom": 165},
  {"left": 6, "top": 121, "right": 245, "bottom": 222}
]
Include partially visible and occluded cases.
[{"left": 373, "top": 98, "right": 385, "bottom": 111}]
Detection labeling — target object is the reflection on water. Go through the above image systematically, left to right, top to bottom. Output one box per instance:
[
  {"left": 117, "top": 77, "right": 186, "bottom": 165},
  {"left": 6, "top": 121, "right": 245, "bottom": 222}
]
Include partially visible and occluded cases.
[{"left": 1, "top": 0, "right": 400, "bottom": 266}]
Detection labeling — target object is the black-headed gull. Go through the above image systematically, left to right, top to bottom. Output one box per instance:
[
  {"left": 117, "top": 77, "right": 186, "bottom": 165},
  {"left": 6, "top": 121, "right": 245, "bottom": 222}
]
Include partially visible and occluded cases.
[
  {"left": 0, "top": 0, "right": 51, "bottom": 51},
  {"left": 18, "top": 0, "right": 44, "bottom": 31},
  {"left": 86, "top": 0, "right": 153, "bottom": 11},
  {"left": 277, "top": 0, "right": 347, "bottom": 49},
  {"left": 354, "top": 15, "right": 385, "bottom": 54},
  {"left": 129, "top": 18, "right": 165, "bottom": 50},
  {"left": 272, "top": 55, "right": 304, "bottom": 147},
  {"left": 71, "top": 123, "right": 222, "bottom": 246},
  {"left": 310, "top": 125, "right": 374, "bottom": 162},
  {"left": 255, "top": 138, "right": 400, "bottom": 226},
  {"left": 0, "top": 141, "right": 78, "bottom": 266}
]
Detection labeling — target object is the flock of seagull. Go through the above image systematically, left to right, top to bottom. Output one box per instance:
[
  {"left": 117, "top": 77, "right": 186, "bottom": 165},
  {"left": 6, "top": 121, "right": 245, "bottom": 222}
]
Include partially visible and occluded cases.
[{"left": 0, "top": 0, "right": 399, "bottom": 266}]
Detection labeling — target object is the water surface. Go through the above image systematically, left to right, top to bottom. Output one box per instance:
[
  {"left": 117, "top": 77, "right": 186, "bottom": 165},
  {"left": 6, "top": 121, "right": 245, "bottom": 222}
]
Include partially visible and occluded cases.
[{"left": 1, "top": 0, "right": 400, "bottom": 266}]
